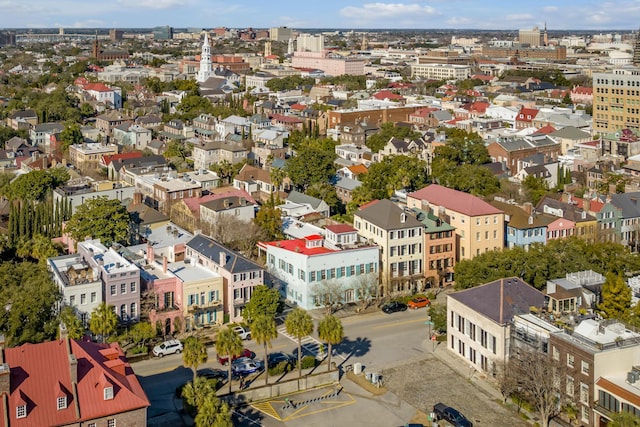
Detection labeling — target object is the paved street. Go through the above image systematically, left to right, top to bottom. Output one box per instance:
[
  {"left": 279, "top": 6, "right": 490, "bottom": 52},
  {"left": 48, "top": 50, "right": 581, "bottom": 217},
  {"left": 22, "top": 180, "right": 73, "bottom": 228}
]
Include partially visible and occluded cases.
[{"left": 136, "top": 306, "right": 533, "bottom": 427}]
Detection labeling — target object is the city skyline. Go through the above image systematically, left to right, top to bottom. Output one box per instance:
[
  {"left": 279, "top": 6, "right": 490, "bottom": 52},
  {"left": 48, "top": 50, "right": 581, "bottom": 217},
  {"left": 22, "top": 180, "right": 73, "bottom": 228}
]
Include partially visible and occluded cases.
[{"left": 1, "top": 0, "right": 640, "bottom": 32}]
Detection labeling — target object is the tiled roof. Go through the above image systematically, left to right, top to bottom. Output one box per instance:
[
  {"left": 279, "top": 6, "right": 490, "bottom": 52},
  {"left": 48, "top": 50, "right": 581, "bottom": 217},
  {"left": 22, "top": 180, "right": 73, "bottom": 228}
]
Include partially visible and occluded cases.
[
  {"left": 372, "top": 90, "right": 403, "bottom": 100},
  {"left": 532, "top": 124, "right": 557, "bottom": 135},
  {"left": 408, "top": 184, "right": 503, "bottom": 216},
  {"left": 355, "top": 199, "right": 422, "bottom": 230},
  {"left": 449, "top": 277, "right": 546, "bottom": 325},
  {"left": 1, "top": 339, "right": 149, "bottom": 427}
]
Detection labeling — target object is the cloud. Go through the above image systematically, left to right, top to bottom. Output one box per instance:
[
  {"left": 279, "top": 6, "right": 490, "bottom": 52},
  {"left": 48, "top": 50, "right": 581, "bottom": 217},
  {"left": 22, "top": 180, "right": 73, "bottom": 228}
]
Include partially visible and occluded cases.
[
  {"left": 117, "top": 0, "right": 184, "bottom": 9},
  {"left": 340, "top": 3, "right": 438, "bottom": 20},
  {"left": 542, "top": 6, "right": 558, "bottom": 12},
  {"left": 504, "top": 13, "right": 535, "bottom": 22},
  {"left": 446, "top": 16, "right": 471, "bottom": 26},
  {"left": 55, "top": 19, "right": 106, "bottom": 28}
]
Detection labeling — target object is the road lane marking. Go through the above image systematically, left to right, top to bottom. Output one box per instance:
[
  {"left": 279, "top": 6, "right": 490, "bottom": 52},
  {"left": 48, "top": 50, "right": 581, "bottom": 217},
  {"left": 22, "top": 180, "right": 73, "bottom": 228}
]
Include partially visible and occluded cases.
[{"left": 372, "top": 317, "right": 427, "bottom": 329}]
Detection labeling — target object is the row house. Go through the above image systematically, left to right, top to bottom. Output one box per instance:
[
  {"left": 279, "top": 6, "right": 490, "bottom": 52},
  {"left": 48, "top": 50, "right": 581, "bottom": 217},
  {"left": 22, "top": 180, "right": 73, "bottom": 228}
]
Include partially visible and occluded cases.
[
  {"left": 408, "top": 107, "right": 440, "bottom": 129},
  {"left": 514, "top": 107, "right": 540, "bottom": 130},
  {"left": 6, "top": 109, "right": 37, "bottom": 130},
  {"left": 95, "top": 111, "right": 133, "bottom": 137},
  {"left": 192, "top": 113, "right": 220, "bottom": 139},
  {"left": 29, "top": 122, "right": 64, "bottom": 149},
  {"left": 112, "top": 123, "right": 152, "bottom": 150},
  {"left": 602, "top": 128, "right": 640, "bottom": 160},
  {"left": 487, "top": 135, "right": 562, "bottom": 176},
  {"left": 192, "top": 140, "right": 248, "bottom": 171},
  {"left": 68, "top": 142, "right": 118, "bottom": 173},
  {"left": 335, "top": 144, "right": 376, "bottom": 167},
  {"left": 233, "top": 164, "right": 277, "bottom": 203},
  {"left": 407, "top": 184, "right": 505, "bottom": 261},
  {"left": 598, "top": 192, "right": 640, "bottom": 248},
  {"left": 199, "top": 193, "right": 257, "bottom": 236},
  {"left": 537, "top": 196, "right": 599, "bottom": 244},
  {"left": 354, "top": 199, "right": 424, "bottom": 296},
  {"left": 489, "top": 199, "right": 555, "bottom": 250},
  {"left": 258, "top": 225, "right": 379, "bottom": 310},
  {"left": 186, "top": 234, "right": 265, "bottom": 322},
  {"left": 76, "top": 239, "right": 141, "bottom": 322},
  {"left": 0, "top": 339, "right": 149, "bottom": 427}
]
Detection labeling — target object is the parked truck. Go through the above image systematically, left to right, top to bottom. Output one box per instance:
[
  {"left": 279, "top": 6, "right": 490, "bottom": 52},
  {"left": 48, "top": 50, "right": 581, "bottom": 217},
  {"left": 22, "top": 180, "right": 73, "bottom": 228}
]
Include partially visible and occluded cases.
[
  {"left": 233, "top": 325, "right": 251, "bottom": 340},
  {"left": 432, "top": 402, "right": 473, "bottom": 427}
]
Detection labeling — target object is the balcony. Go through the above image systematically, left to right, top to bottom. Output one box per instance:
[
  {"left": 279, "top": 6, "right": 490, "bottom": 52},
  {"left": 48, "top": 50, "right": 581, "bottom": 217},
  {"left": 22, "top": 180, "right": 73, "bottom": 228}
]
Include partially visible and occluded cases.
[
  {"left": 233, "top": 298, "right": 247, "bottom": 307},
  {"left": 188, "top": 300, "right": 222, "bottom": 312}
]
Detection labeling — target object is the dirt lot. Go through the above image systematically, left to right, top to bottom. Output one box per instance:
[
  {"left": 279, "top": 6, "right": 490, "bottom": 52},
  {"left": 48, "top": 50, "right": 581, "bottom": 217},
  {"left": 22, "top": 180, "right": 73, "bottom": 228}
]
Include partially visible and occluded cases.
[{"left": 381, "top": 354, "right": 532, "bottom": 426}]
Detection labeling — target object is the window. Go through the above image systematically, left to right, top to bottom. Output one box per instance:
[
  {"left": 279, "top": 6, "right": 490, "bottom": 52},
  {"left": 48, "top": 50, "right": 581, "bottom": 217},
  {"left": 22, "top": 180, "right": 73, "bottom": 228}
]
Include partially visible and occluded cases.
[
  {"left": 130, "top": 282, "right": 136, "bottom": 293},
  {"left": 120, "top": 283, "right": 126, "bottom": 294},
  {"left": 110, "top": 285, "right": 116, "bottom": 296},
  {"left": 91, "top": 292, "right": 97, "bottom": 303},
  {"left": 69, "top": 295, "right": 75, "bottom": 305},
  {"left": 130, "top": 303, "right": 137, "bottom": 318},
  {"left": 567, "top": 353, "right": 575, "bottom": 368},
  {"left": 581, "top": 361, "right": 590, "bottom": 375},
  {"left": 566, "top": 376, "right": 574, "bottom": 396},
  {"left": 580, "top": 383, "right": 589, "bottom": 404},
  {"left": 104, "top": 386, "right": 114, "bottom": 400},
  {"left": 57, "top": 396, "right": 67, "bottom": 410},
  {"left": 16, "top": 405, "right": 26, "bottom": 419},
  {"left": 581, "top": 405, "right": 590, "bottom": 423},
  {"left": 107, "top": 419, "right": 116, "bottom": 427},
  {"left": 88, "top": 423, "right": 96, "bottom": 427}
]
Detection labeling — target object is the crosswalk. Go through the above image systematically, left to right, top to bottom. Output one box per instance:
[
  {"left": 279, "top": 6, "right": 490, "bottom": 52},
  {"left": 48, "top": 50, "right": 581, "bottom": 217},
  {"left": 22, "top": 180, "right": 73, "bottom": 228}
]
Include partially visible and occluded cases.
[{"left": 277, "top": 326, "right": 346, "bottom": 362}]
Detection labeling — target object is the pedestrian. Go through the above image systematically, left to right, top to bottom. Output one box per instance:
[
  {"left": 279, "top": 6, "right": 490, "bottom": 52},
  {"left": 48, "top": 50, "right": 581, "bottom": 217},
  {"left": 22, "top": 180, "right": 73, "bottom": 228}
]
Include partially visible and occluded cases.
[{"left": 239, "top": 377, "right": 245, "bottom": 390}]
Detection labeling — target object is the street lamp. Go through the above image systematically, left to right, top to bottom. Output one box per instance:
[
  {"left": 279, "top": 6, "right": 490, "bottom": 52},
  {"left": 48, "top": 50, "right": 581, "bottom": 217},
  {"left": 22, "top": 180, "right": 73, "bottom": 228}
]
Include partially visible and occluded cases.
[{"left": 425, "top": 317, "right": 435, "bottom": 352}]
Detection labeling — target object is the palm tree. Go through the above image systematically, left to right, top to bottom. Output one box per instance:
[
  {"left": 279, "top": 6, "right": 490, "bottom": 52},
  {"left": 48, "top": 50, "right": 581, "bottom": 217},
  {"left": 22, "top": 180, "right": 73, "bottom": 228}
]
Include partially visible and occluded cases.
[
  {"left": 89, "top": 302, "right": 118, "bottom": 343},
  {"left": 284, "top": 308, "right": 314, "bottom": 379},
  {"left": 251, "top": 314, "right": 278, "bottom": 386},
  {"left": 317, "top": 314, "right": 344, "bottom": 372},
  {"left": 215, "top": 327, "right": 243, "bottom": 394},
  {"left": 183, "top": 336, "right": 208, "bottom": 382},
  {"left": 181, "top": 376, "right": 213, "bottom": 411}
]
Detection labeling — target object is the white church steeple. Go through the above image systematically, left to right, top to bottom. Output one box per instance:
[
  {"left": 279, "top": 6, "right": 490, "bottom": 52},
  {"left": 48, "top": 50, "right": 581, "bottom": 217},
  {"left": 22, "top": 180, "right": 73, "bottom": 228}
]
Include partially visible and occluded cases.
[{"left": 196, "top": 32, "right": 213, "bottom": 83}]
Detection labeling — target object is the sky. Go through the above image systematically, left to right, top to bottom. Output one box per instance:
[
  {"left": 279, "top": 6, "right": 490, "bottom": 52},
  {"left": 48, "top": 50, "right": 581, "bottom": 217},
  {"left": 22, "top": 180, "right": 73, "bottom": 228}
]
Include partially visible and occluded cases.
[{"left": 1, "top": 0, "right": 640, "bottom": 31}]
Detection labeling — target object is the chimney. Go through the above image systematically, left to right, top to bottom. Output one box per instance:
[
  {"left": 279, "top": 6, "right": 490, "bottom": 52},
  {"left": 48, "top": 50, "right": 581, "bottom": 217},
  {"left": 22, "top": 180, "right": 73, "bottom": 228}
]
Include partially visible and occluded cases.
[
  {"left": 583, "top": 198, "right": 591, "bottom": 213},
  {"left": 522, "top": 202, "right": 533, "bottom": 215},
  {"left": 147, "top": 243, "right": 154, "bottom": 264},
  {"left": 219, "top": 251, "right": 226, "bottom": 267},
  {"left": 162, "top": 255, "right": 168, "bottom": 274},
  {"left": 60, "top": 322, "right": 69, "bottom": 341},
  {"left": 69, "top": 353, "right": 78, "bottom": 384},
  {"left": 0, "top": 363, "right": 10, "bottom": 397}
]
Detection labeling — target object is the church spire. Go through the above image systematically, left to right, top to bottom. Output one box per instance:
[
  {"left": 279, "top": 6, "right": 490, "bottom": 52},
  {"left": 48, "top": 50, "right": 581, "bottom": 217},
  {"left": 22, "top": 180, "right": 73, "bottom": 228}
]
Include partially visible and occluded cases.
[{"left": 197, "top": 32, "right": 213, "bottom": 83}]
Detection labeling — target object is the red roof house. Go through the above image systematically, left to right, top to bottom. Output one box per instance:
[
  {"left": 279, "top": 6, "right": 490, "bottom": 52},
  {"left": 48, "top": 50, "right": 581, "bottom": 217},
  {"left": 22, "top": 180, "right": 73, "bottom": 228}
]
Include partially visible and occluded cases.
[
  {"left": 515, "top": 107, "right": 540, "bottom": 130},
  {"left": 0, "top": 338, "right": 149, "bottom": 427}
]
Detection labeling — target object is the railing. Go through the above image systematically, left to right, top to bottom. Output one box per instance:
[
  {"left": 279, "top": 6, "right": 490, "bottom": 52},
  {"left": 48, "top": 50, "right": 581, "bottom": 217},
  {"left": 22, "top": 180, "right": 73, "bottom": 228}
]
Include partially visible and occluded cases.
[{"left": 188, "top": 300, "right": 222, "bottom": 312}]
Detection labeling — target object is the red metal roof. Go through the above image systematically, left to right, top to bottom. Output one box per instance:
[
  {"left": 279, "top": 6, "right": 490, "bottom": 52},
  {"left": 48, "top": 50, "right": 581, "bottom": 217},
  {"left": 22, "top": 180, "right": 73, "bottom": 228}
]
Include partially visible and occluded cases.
[
  {"left": 83, "top": 83, "right": 113, "bottom": 93},
  {"left": 372, "top": 90, "right": 403, "bottom": 100},
  {"left": 533, "top": 124, "right": 557, "bottom": 135},
  {"left": 408, "top": 184, "right": 503, "bottom": 216},
  {"left": 325, "top": 224, "right": 356, "bottom": 234},
  {"left": 260, "top": 237, "right": 336, "bottom": 256},
  {"left": 1, "top": 339, "right": 149, "bottom": 427}
]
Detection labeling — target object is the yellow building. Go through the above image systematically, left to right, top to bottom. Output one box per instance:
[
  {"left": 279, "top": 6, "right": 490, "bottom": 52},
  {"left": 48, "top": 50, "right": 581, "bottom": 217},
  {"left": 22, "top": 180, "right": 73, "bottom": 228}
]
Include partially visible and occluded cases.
[
  {"left": 593, "top": 68, "right": 640, "bottom": 133},
  {"left": 407, "top": 185, "right": 504, "bottom": 261}
]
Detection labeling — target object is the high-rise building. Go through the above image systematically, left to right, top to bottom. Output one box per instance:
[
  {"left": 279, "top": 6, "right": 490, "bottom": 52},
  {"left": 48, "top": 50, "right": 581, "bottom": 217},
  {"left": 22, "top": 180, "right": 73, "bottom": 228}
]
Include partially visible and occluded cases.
[
  {"left": 152, "top": 25, "right": 173, "bottom": 40},
  {"left": 269, "top": 26, "right": 293, "bottom": 43},
  {"left": 519, "top": 27, "right": 543, "bottom": 47},
  {"left": 109, "top": 29, "right": 123, "bottom": 41},
  {"left": 633, "top": 30, "right": 640, "bottom": 66},
  {"left": 196, "top": 32, "right": 213, "bottom": 83},
  {"left": 296, "top": 33, "right": 324, "bottom": 52},
  {"left": 592, "top": 68, "right": 640, "bottom": 133}
]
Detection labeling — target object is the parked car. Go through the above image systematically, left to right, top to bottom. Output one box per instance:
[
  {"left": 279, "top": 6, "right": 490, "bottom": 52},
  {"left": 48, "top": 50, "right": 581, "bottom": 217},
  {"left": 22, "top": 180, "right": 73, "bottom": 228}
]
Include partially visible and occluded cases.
[
  {"left": 407, "top": 296, "right": 430, "bottom": 310},
  {"left": 381, "top": 301, "right": 408, "bottom": 314},
  {"left": 233, "top": 325, "right": 251, "bottom": 340},
  {"left": 152, "top": 339, "right": 183, "bottom": 357},
  {"left": 217, "top": 348, "right": 255, "bottom": 365},
  {"left": 267, "top": 351, "right": 295, "bottom": 368},
  {"left": 232, "top": 357, "right": 264, "bottom": 376},
  {"left": 197, "top": 368, "right": 228, "bottom": 381},
  {"left": 433, "top": 402, "right": 473, "bottom": 427}
]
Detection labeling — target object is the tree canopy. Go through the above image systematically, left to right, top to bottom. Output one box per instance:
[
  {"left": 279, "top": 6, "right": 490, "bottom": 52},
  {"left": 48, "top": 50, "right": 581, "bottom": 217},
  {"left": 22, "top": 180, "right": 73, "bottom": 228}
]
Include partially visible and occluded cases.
[
  {"left": 365, "top": 122, "right": 422, "bottom": 153},
  {"left": 285, "top": 139, "right": 336, "bottom": 191},
  {"left": 4, "top": 168, "right": 69, "bottom": 201},
  {"left": 65, "top": 197, "right": 131, "bottom": 246},
  {"left": 454, "top": 237, "right": 640, "bottom": 290},
  {"left": 0, "top": 261, "right": 61, "bottom": 346},
  {"left": 599, "top": 273, "right": 632, "bottom": 320},
  {"left": 242, "top": 285, "right": 283, "bottom": 325}
]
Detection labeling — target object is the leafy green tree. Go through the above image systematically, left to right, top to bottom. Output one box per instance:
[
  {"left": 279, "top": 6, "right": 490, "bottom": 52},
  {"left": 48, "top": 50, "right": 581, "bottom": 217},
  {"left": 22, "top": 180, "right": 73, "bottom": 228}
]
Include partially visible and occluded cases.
[
  {"left": 265, "top": 76, "right": 315, "bottom": 92},
  {"left": 175, "top": 95, "right": 213, "bottom": 121},
  {"left": 79, "top": 103, "right": 96, "bottom": 118},
  {"left": 365, "top": 122, "right": 422, "bottom": 153},
  {"left": 58, "top": 123, "right": 84, "bottom": 153},
  {"left": 285, "top": 143, "right": 336, "bottom": 191},
  {"left": 210, "top": 160, "right": 235, "bottom": 185},
  {"left": 6, "top": 168, "right": 69, "bottom": 201},
  {"left": 522, "top": 175, "right": 551, "bottom": 205},
  {"left": 306, "top": 182, "right": 343, "bottom": 215},
  {"left": 253, "top": 195, "right": 283, "bottom": 241},
  {"left": 65, "top": 197, "right": 131, "bottom": 246},
  {"left": 16, "top": 233, "right": 61, "bottom": 263},
  {"left": 0, "top": 262, "right": 61, "bottom": 346},
  {"left": 599, "top": 273, "right": 631, "bottom": 320},
  {"left": 242, "top": 285, "right": 283, "bottom": 324},
  {"left": 89, "top": 302, "right": 118, "bottom": 343},
  {"left": 428, "top": 303, "right": 447, "bottom": 334},
  {"left": 58, "top": 305, "right": 85, "bottom": 340},
  {"left": 284, "top": 308, "right": 314, "bottom": 379},
  {"left": 251, "top": 314, "right": 278, "bottom": 386},
  {"left": 317, "top": 314, "right": 344, "bottom": 372},
  {"left": 128, "top": 321, "right": 156, "bottom": 348},
  {"left": 215, "top": 327, "right": 243, "bottom": 394},
  {"left": 183, "top": 336, "right": 208, "bottom": 382},
  {"left": 610, "top": 410, "right": 640, "bottom": 427}
]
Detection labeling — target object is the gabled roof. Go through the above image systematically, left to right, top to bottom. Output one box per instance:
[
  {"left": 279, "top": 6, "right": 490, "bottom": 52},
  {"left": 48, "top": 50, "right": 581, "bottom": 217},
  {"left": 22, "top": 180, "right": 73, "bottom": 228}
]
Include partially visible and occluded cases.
[
  {"left": 83, "top": 83, "right": 113, "bottom": 93},
  {"left": 372, "top": 90, "right": 403, "bottom": 101},
  {"left": 516, "top": 107, "right": 539, "bottom": 122},
  {"left": 532, "top": 124, "right": 557, "bottom": 135},
  {"left": 549, "top": 126, "right": 590, "bottom": 140},
  {"left": 102, "top": 151, "right": 143, "bottom": 166},
  {"left": 235, "top": 164, "right": 270, "bottom": 184},
  {"left": 347, "top": 164, "right": 368, "bottom": 176},
  {"left": 408, "top": 184, "right": 503, "bottom": 216},
  {"left": 287, "top": 190, "right": 324, "bottom": 210},
  {"left": 609, "top": 192, "right": 640, "bottom": 219},
  {"left": 536, "top": 195, "right": 596, "bottom": 222},
  {"left": 355, "top": 198, "right": 421, "bottom": 230},
  {"left": 490, "top": 200, "right": 555, "bottom": 229},
  {"left": 325, "top": 224, "right": 357, "bottom": 234},
  {"left": 186, "top": 234, "right": 263, "bottom": 273},
  {"left": 449, "top": 277, "right": 546, "bottom": 325},
  {"left": 1, "top": 339, "right": 149, "bottom": 427}
]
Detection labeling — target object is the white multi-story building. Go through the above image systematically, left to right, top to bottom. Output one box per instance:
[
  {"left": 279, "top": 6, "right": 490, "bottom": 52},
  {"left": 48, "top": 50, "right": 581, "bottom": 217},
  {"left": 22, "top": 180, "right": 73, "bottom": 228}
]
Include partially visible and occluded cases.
[
  {"left": 410, "top": 63, "right": 471, "bottom": 80},
  {"left": 258, "top": 224, "right": 379, "bottom": 309}
]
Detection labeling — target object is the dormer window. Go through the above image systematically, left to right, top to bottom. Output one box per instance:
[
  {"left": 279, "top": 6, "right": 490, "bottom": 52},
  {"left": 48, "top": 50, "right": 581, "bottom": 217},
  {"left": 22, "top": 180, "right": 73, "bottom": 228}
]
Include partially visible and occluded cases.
[
  {"left": 104, "top": 386, "right": 114, "bottom": 400},
  {"left": 57, "top": 396, "right": 67, "bottom": 410},
  {"left": 16, "top": 405, "right": 26, "bottom": 419}
]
